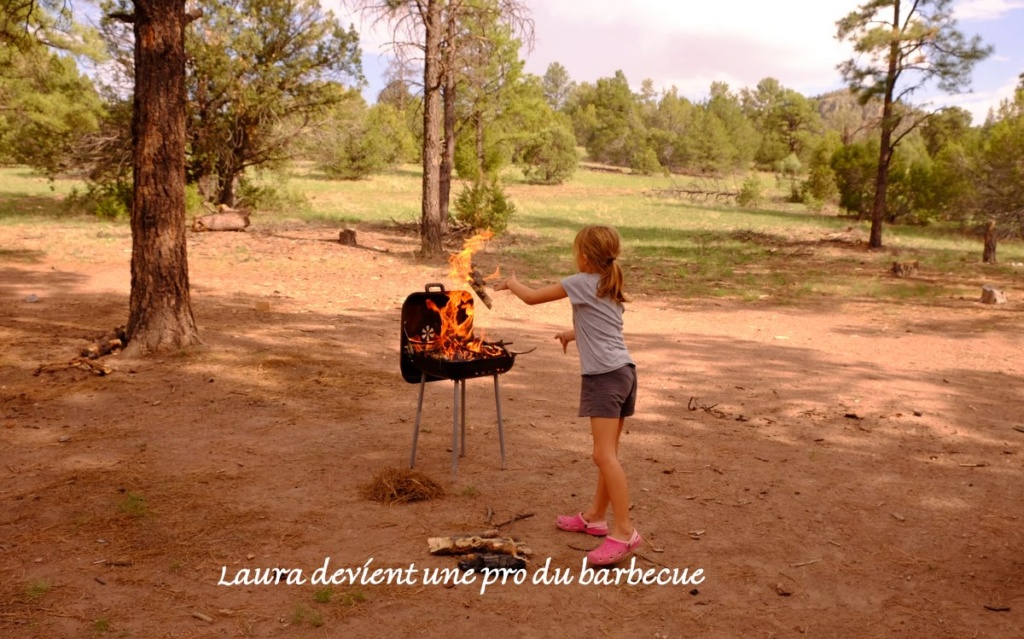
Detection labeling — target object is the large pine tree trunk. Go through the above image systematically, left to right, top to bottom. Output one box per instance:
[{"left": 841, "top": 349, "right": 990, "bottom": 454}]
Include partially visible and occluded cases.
[
  {"left": 125, "top": 0, "right": 201, "bottom": 356},
  {"left": 419, "top": 0, "right": 444, "bottom": 257},
  {"left": 868, "top": 0, "right": 901, "bottom": 250},
  {"left": 438, "top": 13, "right": 457, "bottom": 227},
  {"left": 869, "top": 137, "right": 892, "bottom": 249}
]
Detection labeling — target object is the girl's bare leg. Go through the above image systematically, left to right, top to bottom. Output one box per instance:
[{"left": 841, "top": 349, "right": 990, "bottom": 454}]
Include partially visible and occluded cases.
[{"left": 586, "top": 417, "right": 631, "bottom": 538}]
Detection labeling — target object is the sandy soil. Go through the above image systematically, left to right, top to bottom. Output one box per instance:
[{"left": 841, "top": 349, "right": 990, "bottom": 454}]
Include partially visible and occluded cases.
[{"left": 2, "top": 220, "right": 1023, "bottom": 639}]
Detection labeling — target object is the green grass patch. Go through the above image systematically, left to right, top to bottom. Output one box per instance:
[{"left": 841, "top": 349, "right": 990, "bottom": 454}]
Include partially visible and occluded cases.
[
  {"left": 3, "top": 162, "right": 1021, "bottom": 304},
  {"left": 0, "top": 167, "right": 86, "bottom": 223},
  {"left": 118, "top": 492, "right": 148, "bottom": 518},
  {"left": 24, "top": 579, "right": 52, "bottom": 601},
  {"left": 313, "top": 587, "right": 333, "bottom": 604},
  {"left": 338, "top": 589, "right": 367, "bottom": 606},
  {"left": 292, "top": 603, "right": 323, "bottom": 627},
  {"left": 92, "top": 616, "right": 111, "bottom": 635}
]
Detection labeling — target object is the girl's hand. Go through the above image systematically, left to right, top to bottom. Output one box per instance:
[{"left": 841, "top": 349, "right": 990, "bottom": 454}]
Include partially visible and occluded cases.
[
  {"left": 492, "top": 272, "right": 516, "bottom": 292},
  {"left": 554, "top": 330, "right": 574, "bottom": 353}
]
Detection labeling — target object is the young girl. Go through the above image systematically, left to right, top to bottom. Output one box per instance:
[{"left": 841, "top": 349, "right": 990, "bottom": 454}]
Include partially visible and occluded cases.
[{"left": 493, "top": 225, "right": 641, "bottom": 566}]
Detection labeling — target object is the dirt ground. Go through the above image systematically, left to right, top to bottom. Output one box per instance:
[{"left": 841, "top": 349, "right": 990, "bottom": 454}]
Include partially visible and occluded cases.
[{"left": 2, "top": 220, "right": 1023, "bottom": 639}]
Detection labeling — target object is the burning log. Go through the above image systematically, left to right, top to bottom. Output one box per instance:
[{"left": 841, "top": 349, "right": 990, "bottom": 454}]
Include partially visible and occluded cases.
[
  {"left": 448, "top": 232, "right": 497, "bottom": 309},
  {"left": 468, "top": 266, "right": 493, "bottom": 309},
  {"left": 427, "top": 535, "right": 532, "bottom": 557}
]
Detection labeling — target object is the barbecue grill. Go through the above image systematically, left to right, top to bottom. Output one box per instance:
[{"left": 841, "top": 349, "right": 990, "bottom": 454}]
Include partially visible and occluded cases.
[{"left": 401, "top": 283, "right": 515, "bottom": 476}]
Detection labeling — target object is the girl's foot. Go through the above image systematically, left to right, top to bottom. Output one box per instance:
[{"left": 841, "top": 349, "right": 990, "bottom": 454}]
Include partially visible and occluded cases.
[
  {"left": 556, "top": 512, "right": 609, "bottom": 536},
  {"left": 586, "top": 529, "right": 643, "bottom": 565}
]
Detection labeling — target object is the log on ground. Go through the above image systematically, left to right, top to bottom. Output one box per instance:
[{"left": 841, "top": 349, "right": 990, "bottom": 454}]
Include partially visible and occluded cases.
[{"left": 427, "top": 535, "right": 531, "bottom": 557}]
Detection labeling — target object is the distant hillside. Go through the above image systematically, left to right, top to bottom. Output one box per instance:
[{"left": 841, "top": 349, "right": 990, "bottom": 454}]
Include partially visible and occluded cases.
[{"left": 814, "top": 89, "right": 883, "bottom": 142}]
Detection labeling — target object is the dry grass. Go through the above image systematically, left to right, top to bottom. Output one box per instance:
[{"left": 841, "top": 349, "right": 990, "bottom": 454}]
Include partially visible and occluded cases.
[{"left": 359, "top": 467, "right": 445, "bottom": 504}]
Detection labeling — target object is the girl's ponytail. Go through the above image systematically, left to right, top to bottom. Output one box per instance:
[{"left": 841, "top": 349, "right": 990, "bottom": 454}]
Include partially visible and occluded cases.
[{"left": 574, "top": 226, "right": 629, "bottom": 305}]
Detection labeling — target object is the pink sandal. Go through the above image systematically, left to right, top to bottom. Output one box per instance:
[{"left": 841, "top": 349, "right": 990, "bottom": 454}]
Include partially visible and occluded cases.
[
  {"left": 556, "top": 512, "right": 608, "bottom": 536},
  {"left": 586, "top": 529, "right": 643, "bottom": 565}
]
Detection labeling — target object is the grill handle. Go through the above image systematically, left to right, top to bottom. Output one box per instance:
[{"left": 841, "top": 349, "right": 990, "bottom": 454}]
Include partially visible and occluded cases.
[{"left": 425, "top": 283, "right": 446, "bottom": 292}]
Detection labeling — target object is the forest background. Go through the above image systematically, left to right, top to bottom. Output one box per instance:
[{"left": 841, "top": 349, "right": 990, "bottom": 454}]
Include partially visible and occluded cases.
[{"left": 2, "top": 0, "right": 1023, "bottom": 250}]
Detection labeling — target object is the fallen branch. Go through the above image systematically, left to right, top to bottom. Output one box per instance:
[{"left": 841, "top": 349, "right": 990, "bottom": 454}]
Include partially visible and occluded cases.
[
  {"left": 34, "top": 358, "right": 112, "bottom": 377},
  {"left": 494, "top": 512, "right": 534, "bottom": 529}
]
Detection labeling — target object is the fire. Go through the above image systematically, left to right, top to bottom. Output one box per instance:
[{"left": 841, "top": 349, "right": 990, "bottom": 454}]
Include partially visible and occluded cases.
[
  {"left": 448, "top": 230, "right": 494, "bottom": 285},
  {"left": 408, "top": 232, "right": 505, "bottom": 361},
  {"left": 425, "top": 291, "right": 477, "bottom": 356}
]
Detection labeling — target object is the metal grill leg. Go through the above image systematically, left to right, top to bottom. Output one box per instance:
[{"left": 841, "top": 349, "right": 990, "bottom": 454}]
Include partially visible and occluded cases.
[
  {"left": 409, "top": 372, "right": 427, "bottom": 468},
  {"left": 494, "top": 374, "right": 506, "bottom": 470},
  {"left": 460, "top": 379, "right": 467, "bottom": 457},
  {"left": 451, "top": 380, "right": 461, "bottom": 477}
]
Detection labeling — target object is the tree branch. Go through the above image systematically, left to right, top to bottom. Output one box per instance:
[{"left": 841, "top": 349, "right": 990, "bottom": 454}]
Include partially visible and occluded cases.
[{"left": 108, "top": 11, "right": 134, "bottom": 24}]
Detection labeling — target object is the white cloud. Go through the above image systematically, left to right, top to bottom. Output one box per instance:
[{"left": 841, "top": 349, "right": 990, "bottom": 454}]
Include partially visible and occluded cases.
[
  {"left": 326, "top": 0, "right": 1020, "bottom": 110},
  {"left": 955, "top": 0, "right": 1024, "bottom": 21},
  {"left": 526, "top": 1, "right": 856, "bottom": 100},
  {"left": 940, "top": 75, "right": 1020, "bottom": 123}
]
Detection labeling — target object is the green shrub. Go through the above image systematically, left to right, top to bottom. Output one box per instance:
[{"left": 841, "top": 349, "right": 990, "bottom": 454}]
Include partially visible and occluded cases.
[
  {"left": 316, "top": 103, "right": 415, "bottom": 181},
  {"left": 515, "top": 124, "right": 578, "bottom": 185},
  {"left": 831, "top": 141, "right": 877, "bottom": 217},
  {"left": 630, "top": 147, "right": 664, "bottom": 176},
  {"left": 235, "top": 174, "right": 306, "bottom": 211},
  {"left": 736, "top": 175, "right": 764, "bottom": 208},
  {"left": 68, "top": 180, "right": 132, "bottom": 220},
  {"left": 453, "top": 180, "right": 515, "bottom": 234},
  {"left": 184, "top": 183, "right": 203, "bottom": 217}
]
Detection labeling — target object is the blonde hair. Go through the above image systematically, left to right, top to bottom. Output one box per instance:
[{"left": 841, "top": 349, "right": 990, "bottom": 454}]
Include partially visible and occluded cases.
[{"left": 574, "top": 225, "right": 628, "bottom": 304}]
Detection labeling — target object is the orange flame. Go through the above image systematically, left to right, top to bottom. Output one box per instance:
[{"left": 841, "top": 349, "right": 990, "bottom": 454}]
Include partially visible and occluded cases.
[
  {"left": 448, "top": 230, "right": 493, "bottom": 286},
  {"left": 408, "top": 231, "right": 504, "bottom": 361},
  {"left": 425, "top": 290, "right": 476, "bottom": 356}
]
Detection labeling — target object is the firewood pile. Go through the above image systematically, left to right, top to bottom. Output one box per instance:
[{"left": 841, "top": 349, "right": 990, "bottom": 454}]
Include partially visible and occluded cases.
[
  {"left": 33, "top": 326, "right": 128, "bottom": 377},
  {"left": 81, "top": 326, "right": 128, "bottom": 359},
  {"left": 428, "top": 529, "right": 531, "bottom": 572}
]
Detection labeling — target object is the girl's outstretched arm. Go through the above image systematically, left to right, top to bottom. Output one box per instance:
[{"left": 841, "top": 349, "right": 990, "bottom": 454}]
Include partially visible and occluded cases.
[{"left": 494, "top": 276, "right": 567, "bottom": 306}]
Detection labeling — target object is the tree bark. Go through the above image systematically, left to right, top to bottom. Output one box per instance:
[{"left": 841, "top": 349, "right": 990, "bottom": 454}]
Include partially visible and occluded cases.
[
  {"left": 125, "top": 0, "right": 201, "bottom": 356},
  {"left": 419, "top": 0, "right": 444, "bottom": 257},
  {"left": 868, "top": 0, "right": 902, "bottom": 250},
  {"left": 438, "top": 11, "right": 457, "bottom": 227},
  {"left": 474, "top": 110, "right": 485, "bottom": 180},
  {"left": 983, "top": 219, "right": 997, "bottom": 263}
]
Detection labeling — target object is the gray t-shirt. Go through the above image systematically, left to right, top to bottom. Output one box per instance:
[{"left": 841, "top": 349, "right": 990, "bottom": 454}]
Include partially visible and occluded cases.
[{"left": 561, "top": 272, "right": 635, "bottom": 375}]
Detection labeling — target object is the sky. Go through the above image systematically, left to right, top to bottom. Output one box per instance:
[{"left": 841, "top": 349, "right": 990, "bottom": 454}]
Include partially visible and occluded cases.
[{"left": 329, "top": 0, "right": 1024, "bottom": 125}]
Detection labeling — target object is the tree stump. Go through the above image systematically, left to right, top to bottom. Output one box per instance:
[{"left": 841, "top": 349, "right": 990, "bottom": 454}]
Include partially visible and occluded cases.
[
  {"left": 983, "top": 219, "right": 997, "bottom": 264},
  {"left": 338, "top": 228, "right": 357, "bottom": 246},
  {"left": 890, "top": 261, "right": 918, "bottom": 277},
  {"left": 981, "top": 285, "right": 1007, "bottom": 304}
]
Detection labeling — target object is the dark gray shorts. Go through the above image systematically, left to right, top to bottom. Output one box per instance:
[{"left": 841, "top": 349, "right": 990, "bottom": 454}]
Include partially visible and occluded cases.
[{"left": 578, "top": 364, "right": 637, "bottom": 418}]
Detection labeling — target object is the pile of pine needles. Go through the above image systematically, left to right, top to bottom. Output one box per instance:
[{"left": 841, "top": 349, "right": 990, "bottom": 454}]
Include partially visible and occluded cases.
[{"left": 360, "top": 467, "right": 445, "bottom": 504}]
